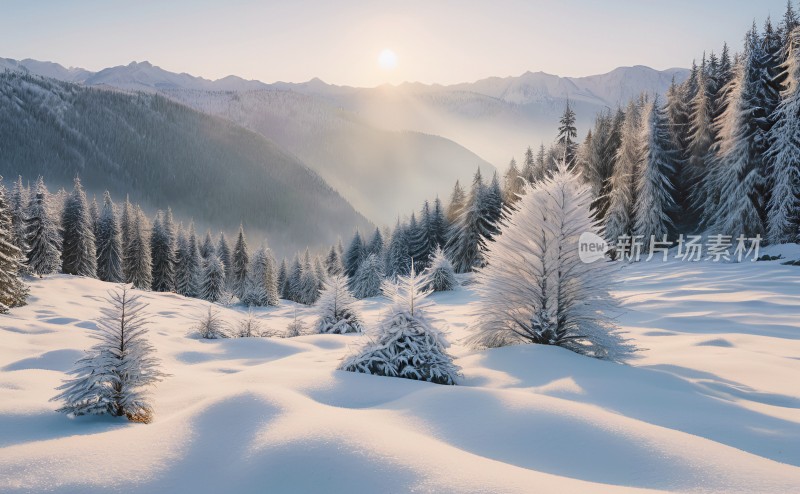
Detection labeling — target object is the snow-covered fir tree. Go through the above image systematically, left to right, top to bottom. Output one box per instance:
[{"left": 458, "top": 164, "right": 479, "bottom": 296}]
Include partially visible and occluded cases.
[
  {"left": 766, "top": 26, "right": 800, "bottom": 243},
  {"left": 703, "top": 28, "right": 769, "bottom": 237},
  {"left": 685, "top": 57, "right": 716, "bottom": 221},
  {"left": 634, "top": 98, "right": 677, "bottom": 246},
  {"left": 556, "top": 100, "right": 578, "bottom": 168},
  {"left": 605, "top": 100, "right": 644, "bottom": 248},
  {"left": 521, "top": 146, "right": 536, "bottom": 183},
  {"left": 502, "top": 158, "right": 523, "bottom": 205},
  {"left": 469, "top": 160, "right": 634, "bottom": 361},
  {"left": 445, "top": 168, "right": 498, "bottom": 273},
  {"left": 9, "top": 176, "right": 29, "bottom": 262},
  {"left": 25, "top": 177, "right": 61, "bottom": 276},
  {"left": 60, "top": 177, "right": 97, "bottom": 277},
  {"left": 0, "top": 178, "right": 28, "bottom": 312},
  {"left": 445, "top": 180, "right": 466, "bottom": 224},
  {"left": 95, "top": 191, "right": 123, "bottom": 283},
  {"left": 89, "top": 196, "right": 99, "bottom": 238},
  {"left": 120, "top": 197, "right": 133, "bottom": 253},
  {"left": 430, "top": 197, "right": 448, "bottom": 251},
  {"left": 410, "top": 202, "right": 433, "bottom": 269},
  {"left": 124, "top": 207, "right": 152, "bottom": 290},
  {"left": 150, "top": 210, "right": 176, "bottom": 292},
  {"left": 406, "top": 212, "right": 424, "bottom": 271},
  {"left": 385, "top": 218, "right": 411, "bottom": 279},
  {"left": 175, "top": 225, "right": 199, "bottom": 297},
  {"left": 231, "top": 225, "right": 249, "bottom": 300},
  {"left": 366, "top": 227, "right": 384, "bottom": 257},
  {"left": 200, "top": 230, "right": 215, "bottom": 261},
  {"left": 343, "top": 230, "right": 365, "bottom": 278},
  {"left": 216, "top": 232, "right": 232, "bottom": 288},
  {"left": 324, "top": 244, "right": 343, "bottom": 275},
  {"left": 242, "top": 245, "right": 280, "bottom": 307},
  {"left": 423, "top": 246, "right": 457, "bottom": 292},
  {"left": 296, "top": 249, "right": 320, "bottom": 305},
  {"left": 350, "top": 252, "right": 385, "bottom": 299},
  {"left": 199, "top": 253, "right": 226, "bottom": 303},
  {"left": 287, "top": 255, "right": 302, "bottom": 302},
  {"left": 314, "top": 255, "right": 326, "bottom": 291},
  {"left": 277, "top": 258, "right": 289, "bottom": 299},
  {"left": 339, "top": 264, "right": 460, "bottom": 385},
  {"left": 313, "top": 274, "right": 364, "bottom": 334},
  {"left": 52, "top": 285, "right": 166, "bottom": 423}
]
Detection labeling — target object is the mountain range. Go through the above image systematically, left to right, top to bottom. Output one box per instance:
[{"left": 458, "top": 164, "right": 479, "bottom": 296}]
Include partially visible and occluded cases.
[{"left": 0, "top": 56, "right": 688, "bottom": 228}]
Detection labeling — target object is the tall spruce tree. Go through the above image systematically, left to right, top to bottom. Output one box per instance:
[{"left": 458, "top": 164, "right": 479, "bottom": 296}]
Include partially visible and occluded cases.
[
  {"left": 766, "top": 26, "right": 800, "bottom": 243},
  {"left": 634, "top": 98, "right": 677, "bottom": 246},
  {"left": 556, "top": 100, "right": 578, "bottom": 168},
  {"left": 605, "top": 100, "right": 644, "bottom": 247},
  {"left": 445, "top": 168, "right": 497, "bottom": 273},
  {"left": 9, "top": 176, "right": 29, "bottom": 261},
  {"left": 0, "top": 177, "right": 28, "bottom": 312},
  {"left": 25, "top": 177, "right": 61, "bottom": 276},
  {"left": 61, "top": 177, "right": 97, "bottom": 277},
  {"left": 446, "top": 180, "right": 466, "bottom": 224},
  {"left": 95, "top": 191, "right": 123, "bottom": 283},
  {"left": 124, "top": 207, "right": 152, "bottom": 290},
  {"left": 150, "top": 210, "right": 176, "bottom": 292},
  {"left": 385, "top": 218, "right": 411, "bottom": 279},
  {"left": 231, "top": 225, "right": 249, "bottom": 300},
  {"left": 343, "top": 230, "right": 365, "bottom": 278},
  {"left": 216, "top": 232, "right": 232, "bottom": 288},
  {"left": 242, "top": 245, "right": 280, "bottom": 307},
  {"left": 199, "top": 253, "right": 226, "bottom": 303}
]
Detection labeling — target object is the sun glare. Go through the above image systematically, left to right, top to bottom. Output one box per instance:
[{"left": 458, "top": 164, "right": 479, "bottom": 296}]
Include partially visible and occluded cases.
[{"left": 378, "top": 49, "right": 397, "bottom": 70}]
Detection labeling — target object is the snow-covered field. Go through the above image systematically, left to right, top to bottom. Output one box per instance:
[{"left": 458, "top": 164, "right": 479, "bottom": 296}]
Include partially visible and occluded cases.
[{"left": 1, "top": 252, "right": 799, "bottom": 493}]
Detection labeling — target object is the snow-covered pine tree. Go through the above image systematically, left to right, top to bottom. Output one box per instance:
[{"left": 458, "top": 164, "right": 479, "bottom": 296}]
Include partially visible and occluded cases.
[
  {"left": 766, "top": 26, "right": 800, "bottom": 243},
  {"left": 703, "top": 27, "right": 769, "bottom": 237},
  {"left": 685, "top": 56, "right": 716, "bottom": 221},
  {"left": 664, "top": 77, "right": 691, "bottom": 221},
  {"left": 634, "top": 97, "right": 677, "bottom": 246},
  {"left": 605, "top": 99, "right": 644, "bottom": 248},
  {"left": 556, "top": 100, "right": 579, "bottom": 168},
  {"left": 580, "top": 109, "right": 622, "bottom": 220},
  {"left": 535, "top": 143, "right": 548, "bottom": 180},
  {"left": 521, "top": 147, "right": 536, "bottom": 183},
  {"left": 503, "top": 158, "right": 523, "bottom": 204},
  {"left": 469, "top": 160, "right": 634, "bottom": 361},
  {"left": 445, "top": 168, "right": 496, "bottom": 273},
  {"left": 486, "top": 171, "right": 504, "bottom": 227},
  {"left": 9, "top": 176, "right": 29, "bottom": 262},
  {"left": 25, "top": 177, "right": 61, "bottom": 276},
  {"left": 61, "top": 177, "right": 97, "bottom": 277},
  {"left": 0, "top": 178, "right": 28, "bottom": 312},
  {"left": 446, "top": 180, "right": 466, "bottom": 224},
  {"left": 95, "top": 191, "right": 123, "bottom": 283},
  {"left": 89, "top": 196, "right": 99, "bottom": 238},
  {"left": 120, "top": 197, "right": 133, "bottom": 254},
  {"left": 430, "top": 197, "right": 448, "bottom": 250},
  {"left": 413, "top": 201, "right": 435, "bottom": 269},
  {"left": 124, "top": 207, "right": 152, "bottom": 290},
  {"left": 150, "top": 210, "right": 176, "bottom": 292},
  {"left": 406, "top": 212, "right": 426, "bottom": 271},
  {"left": 385, "top": 218, "right": 411, "bottom": 279},
  {"left": 231, "top": 225, "right": 249, "bottom": 300},
  {"left": 175, "top": 226, "right": 197, "bottom": 297},
  {"left": 366, "top": 227, "right": 384, "bottom": 257},
  {"left": 200, "top": 230, "right": 215, "bottom": 261},
  {"left": 343, "top": 230, "right": 365, "bottom": 278},
  {"left": 216, "top": 232, "right": 232, "bottom": 288},
  {"left": 242, "top": 245, "right": 279, "bottom": 307},
  {"left": 325, "top": 245, "right": 343, "bottom": 275},
  {"left": 423, "top": 246, "right": 457, "bottom": 292},
  {"left": 296, "top": 249, "right": 320, "bottom": 305},
  {"left": 350, "top": 252, "right": 384, "bottom": 299},
  {"left": 199, "top": 253, "right": 226, "bottom": 303},
  {"left": 287, "top": 255, "right": 302, "bottom": 302},
  {"left": 314, "top": 255, "right": 326, "bottom": 291},
  {"left": 277, "top": 258, "right": 289, "bottom": 299},
  {"left": 339, "top": 263, "right": 460, "bottom": 385},
  {"left": 313, "top": 274, "right": 364, "bottom": 334},
  {"left": 52, "top": 285, "right": 166, "bottom": 422}
]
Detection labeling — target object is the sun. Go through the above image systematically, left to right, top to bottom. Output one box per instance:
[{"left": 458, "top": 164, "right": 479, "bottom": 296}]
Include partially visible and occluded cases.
[{"left": 378, "top": 49, "right": 397, "bottom": 70}]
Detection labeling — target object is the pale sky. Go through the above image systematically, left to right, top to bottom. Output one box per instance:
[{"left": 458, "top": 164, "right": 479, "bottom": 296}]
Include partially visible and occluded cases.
[{"left": 1, "top": 0, "right": 792, "bottom": 87}]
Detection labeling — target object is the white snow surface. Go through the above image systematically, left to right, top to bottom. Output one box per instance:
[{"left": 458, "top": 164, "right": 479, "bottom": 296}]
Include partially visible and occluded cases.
[{"left": 1, "top": 250, "right": 799, "bottom": 493}]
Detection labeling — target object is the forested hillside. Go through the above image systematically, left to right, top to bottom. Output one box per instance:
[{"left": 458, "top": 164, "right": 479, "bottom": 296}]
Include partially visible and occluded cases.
[{"left": 0, "top": 71, "right": 372, "bottom": 254}]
